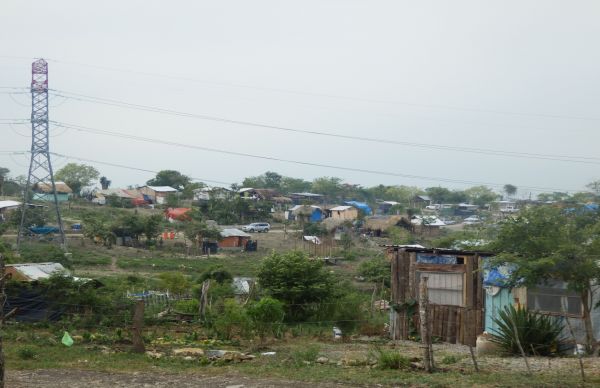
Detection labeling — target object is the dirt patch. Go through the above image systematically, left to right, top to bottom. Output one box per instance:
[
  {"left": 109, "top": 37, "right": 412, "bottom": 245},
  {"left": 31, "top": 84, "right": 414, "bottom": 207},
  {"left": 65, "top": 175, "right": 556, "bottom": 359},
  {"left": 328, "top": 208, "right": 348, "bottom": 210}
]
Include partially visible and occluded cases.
[{"left": 7, "top": 369, "right": 353, "bottom": 388}]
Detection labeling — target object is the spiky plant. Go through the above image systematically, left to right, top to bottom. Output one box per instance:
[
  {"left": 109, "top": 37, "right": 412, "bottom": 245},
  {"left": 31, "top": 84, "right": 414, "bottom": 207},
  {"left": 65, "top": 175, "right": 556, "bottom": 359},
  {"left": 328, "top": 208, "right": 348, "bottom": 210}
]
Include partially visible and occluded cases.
[{"left": 490, "top": 305, "right": 565, "bottom": 356}]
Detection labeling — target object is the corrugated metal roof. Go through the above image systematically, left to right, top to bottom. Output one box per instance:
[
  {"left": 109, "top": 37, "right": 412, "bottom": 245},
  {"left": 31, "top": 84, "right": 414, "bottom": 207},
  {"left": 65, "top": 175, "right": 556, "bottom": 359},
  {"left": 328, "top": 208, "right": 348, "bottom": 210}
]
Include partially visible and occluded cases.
[
  {"left": 146, "top": 186, "right": 178, "bottom": 192},
  {"left": 0, "top": 200, "right": 21, "bottom": 209},
  {"left": 329, "top": 205, "right": 353, "bottom": 211},
  {"left": 220, "top": 228, "right": 251, "bottom": 238},
  {"left": 8, "top": 262, "right": 67, "bottom": 280}
]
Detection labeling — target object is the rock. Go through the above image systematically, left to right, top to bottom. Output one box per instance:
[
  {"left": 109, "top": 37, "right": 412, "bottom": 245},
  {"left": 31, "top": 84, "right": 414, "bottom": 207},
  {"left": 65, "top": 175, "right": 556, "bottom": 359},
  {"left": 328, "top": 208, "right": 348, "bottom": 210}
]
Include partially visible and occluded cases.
[
  {"left": 476, "top": 333, "right": 501, "bottom": 356},
  {"left": 72, "top": 335, "right": 84, "bottom": 342},
  {"left": 172, "top": 348, "right": 205, "bottom": 357},
  {"left": 206, "top": 349, "right": 227, "bottom": 358},
  {"left": 146, "top": 350, "right": 163, "bottom": 359},
  {"left": 223, "top": 351, "right": 243, "bottom": 362},
  {"left": 240, "top": 354, "right": 256, "bottom": 361},
  {"left": 183, "top": 356, "right": 194, "bottom": 361},
  {"left": 316, "top": 357, "right": 329, "bottom": 364}
]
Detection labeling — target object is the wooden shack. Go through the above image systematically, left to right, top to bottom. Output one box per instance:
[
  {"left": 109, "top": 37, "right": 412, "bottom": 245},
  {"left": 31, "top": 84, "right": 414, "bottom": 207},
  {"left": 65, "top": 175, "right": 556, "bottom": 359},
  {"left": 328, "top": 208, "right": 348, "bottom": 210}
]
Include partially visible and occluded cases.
[{"left": 388, "top": 246, "right": 490, "bottom": 346}]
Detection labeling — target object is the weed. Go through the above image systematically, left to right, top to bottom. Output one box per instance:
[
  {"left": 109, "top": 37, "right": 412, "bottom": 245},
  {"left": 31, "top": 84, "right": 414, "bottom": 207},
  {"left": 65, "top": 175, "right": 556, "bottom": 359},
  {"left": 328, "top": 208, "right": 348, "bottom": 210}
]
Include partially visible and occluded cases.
[
  {"left": 291, "top": 345, "right": 320, "bottom": 366},
  {"left": 17, "top": 346, "right": 37, "bottom": 360},
  {"left": 371, "top": 347, "right": 411, "bottom": 370},
  {"left": 441, "top": 355, "right": 459, "bottom": 365}
]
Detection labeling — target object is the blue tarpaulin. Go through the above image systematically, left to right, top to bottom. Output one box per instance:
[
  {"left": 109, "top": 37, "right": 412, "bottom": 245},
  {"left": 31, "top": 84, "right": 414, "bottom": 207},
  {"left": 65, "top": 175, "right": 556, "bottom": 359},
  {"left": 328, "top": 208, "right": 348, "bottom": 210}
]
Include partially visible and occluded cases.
[
  {"left": 344, "top": 201, "right": 372, "bottom": 216},
  {"left": 29, "top": 226, "right": 59, "bottom": 235},
  {"left": 416, "top": 253, "right": 457, "bottom": 265}
]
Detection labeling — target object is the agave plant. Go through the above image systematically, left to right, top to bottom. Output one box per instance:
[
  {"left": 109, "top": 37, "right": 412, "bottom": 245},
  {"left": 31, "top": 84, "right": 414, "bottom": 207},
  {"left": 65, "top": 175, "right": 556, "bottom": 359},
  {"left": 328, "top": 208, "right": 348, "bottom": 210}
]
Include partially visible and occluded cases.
[{"left": 490, "top": 305, "right": 565, "bottom": 356}]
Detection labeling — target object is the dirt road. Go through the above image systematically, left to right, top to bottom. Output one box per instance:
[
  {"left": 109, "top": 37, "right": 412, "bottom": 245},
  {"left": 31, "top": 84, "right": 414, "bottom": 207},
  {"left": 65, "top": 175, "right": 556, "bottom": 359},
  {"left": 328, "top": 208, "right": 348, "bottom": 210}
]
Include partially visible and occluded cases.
[{"left": 7, "top": 369, "right": 353, "bottom": 388}]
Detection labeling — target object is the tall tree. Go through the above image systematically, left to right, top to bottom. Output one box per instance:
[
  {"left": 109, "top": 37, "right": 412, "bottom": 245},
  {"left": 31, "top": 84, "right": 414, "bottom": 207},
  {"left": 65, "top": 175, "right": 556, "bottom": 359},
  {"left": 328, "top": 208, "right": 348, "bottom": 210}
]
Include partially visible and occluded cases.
[
  {"left": 55, "top": 163, "right": 100, "bottom": 195},
  {"left": 146, "top": 170, "right": 190, "bottom": 189},
  {"left": 99, "top": 176, "right": 111, "bottom": 190},
  {"left": 586, "top": 180, "right": 600, "bottom": 197},
  {"left": 503, "top": 184, "right": 517, "bottom": 200},
  {"left": 464, "top": 185, "right": 499, "bottom": 206},
  {"left": 489, "top": 206, "right": 600, "bottom": 353}
]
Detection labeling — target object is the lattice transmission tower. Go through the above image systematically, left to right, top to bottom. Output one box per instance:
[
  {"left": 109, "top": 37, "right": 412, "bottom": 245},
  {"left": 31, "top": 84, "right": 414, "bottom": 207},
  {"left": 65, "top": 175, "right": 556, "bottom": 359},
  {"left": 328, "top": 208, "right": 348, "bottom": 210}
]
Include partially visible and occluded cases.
[{"left": 17, "top": 58, "right": 66, "bottom": 249}]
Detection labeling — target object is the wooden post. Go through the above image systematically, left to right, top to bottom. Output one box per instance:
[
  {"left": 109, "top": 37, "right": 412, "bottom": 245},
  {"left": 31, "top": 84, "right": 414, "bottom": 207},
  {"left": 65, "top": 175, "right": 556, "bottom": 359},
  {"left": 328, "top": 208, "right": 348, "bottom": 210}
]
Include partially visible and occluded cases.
[
  {"left": 0, "top": 253, "right": 5, "bottom": 388},
  {"left": 419, "top": 276, "right": 433, "bottom": 372},
  {"left": 198, "top": 280, "right": 210, "bottom": 320},
  {"left": 132, "top": 299, "right": 145, "bottom": 353},
  {"left": 562, "top": 301, "right": 585, "bottom": 382},
  {"left": 509, "top": 312, "right": 531, "bottom": 375},
  {"left": 468, "top": 345, "right": 480, "bottom": 372}
]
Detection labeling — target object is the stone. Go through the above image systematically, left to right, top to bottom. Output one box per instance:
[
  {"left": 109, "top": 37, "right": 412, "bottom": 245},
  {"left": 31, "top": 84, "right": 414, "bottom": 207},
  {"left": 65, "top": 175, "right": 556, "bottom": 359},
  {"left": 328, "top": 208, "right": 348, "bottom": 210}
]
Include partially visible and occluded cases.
[
  {"left": 172, "top": 348, "right": 205, "bottom": 357},
  {"left": 146, "top": 350, "right": 163, "bottom": 359},
  {"left": 183, "top": 356, "right": 194, "bottom": 361},
  {"left": 316, "top": 357, "right": 329, "bottom": 364}
]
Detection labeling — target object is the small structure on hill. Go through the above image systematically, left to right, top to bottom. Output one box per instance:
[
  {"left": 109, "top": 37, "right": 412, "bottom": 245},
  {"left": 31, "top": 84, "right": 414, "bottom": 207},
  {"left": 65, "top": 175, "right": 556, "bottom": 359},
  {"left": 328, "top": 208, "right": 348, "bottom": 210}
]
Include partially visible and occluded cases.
[
  {"left": 33, "top": 181, "right": 72, "bottom": 202},
  {"left": 139, "top": 185, "right": 177, "bottom": 205},
  {"left": 328, "top": 205, "right": 358, "bottom": 221},
  {"left": 219, "top": 228, "right": 251, "bottom": 248},
  {"left": 387, "top": 246, "right": 489, "bottom": 346},
  {"left": 6, "top": 262, "right": 68, "bottom": 281}
]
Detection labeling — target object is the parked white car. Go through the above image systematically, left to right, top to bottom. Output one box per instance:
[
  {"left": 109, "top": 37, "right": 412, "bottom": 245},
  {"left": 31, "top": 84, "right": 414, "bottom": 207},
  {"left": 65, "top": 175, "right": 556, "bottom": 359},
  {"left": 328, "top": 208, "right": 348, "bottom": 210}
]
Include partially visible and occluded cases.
[
  {"left": 425, "top": 204, "right": 441, "bottom": 210},
  {"left": 463, "top": 215, "right": 482, "bottom": 225},
  {"left": 242, "top": 222, "right": 271, "bottom": 232}
]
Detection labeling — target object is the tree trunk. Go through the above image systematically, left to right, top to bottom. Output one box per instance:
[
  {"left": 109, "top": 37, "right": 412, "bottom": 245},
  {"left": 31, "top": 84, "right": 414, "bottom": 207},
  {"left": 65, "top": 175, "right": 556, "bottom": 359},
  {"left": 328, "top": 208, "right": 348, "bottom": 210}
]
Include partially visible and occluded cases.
[{"left": 580, "top": 289, "right": 597, "bottom": 354}]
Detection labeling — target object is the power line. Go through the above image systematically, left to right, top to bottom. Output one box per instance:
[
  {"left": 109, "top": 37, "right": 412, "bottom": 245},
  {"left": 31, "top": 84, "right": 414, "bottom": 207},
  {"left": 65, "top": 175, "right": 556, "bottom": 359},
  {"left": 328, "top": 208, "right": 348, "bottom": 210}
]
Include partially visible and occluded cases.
[
  {"left": 37, "top": 58, "right": 600, "bottom": 122},
  {"left": 48, "top": 90, "right": 600, "bottom": 165},
  {"left": 49, "top": 122, "right": 583, "bottom": 192}
]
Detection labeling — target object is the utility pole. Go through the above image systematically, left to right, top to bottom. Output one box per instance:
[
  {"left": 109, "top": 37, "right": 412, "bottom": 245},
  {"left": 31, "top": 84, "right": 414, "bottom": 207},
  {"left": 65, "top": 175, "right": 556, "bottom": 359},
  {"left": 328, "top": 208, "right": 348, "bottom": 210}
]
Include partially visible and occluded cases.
[{"left": 17, "top": 59, "right": 66, "bottom": 250}]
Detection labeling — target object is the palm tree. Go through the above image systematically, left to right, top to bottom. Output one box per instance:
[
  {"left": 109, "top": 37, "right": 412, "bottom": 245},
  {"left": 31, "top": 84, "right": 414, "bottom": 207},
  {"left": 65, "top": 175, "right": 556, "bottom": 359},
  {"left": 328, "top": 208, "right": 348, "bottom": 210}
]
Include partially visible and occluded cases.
[
  {"left": 100, "top": 176, "right": 112, "bottom": 190},
  {"left": 503, "top": 184, "right": 517, "bottom": 200}
]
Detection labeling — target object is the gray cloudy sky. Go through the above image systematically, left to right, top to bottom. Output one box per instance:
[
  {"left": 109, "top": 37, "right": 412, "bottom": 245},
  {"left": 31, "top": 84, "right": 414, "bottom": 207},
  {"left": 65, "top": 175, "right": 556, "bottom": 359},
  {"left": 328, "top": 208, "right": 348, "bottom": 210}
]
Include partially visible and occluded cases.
[{"left": 1, "top": 1, "right": 599, "bottom": 196}]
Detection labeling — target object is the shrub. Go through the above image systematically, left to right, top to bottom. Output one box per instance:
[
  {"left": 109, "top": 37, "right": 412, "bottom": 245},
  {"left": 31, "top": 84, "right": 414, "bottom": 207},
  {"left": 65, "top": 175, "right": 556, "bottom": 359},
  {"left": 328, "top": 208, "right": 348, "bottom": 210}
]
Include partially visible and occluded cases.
[
  {"left": 357, "top": 256, "right": 390, "bottom": 287},
  {"left": 247, "top": 297, "right": 285, "bottom": 340},
  {"left": 173, "top": 299, "right": 200, "bottom": 314},
  {"left": 212, "top": 299, "right": 251, "bottom": 340},
  {"left": 490, "top": 305, "right": 565, "bottom": 356},
  {"left": 291, "top": 345, "right": 320, "bottom": 366},
  {"left": 17, "top": 346, "right": 37, "bottom": 360},
  {"left": 372, "top": 348, "right": 410, "bottom": 370},
  {"left": 441, "top": 355, "right": 460, "bottom": 364}
]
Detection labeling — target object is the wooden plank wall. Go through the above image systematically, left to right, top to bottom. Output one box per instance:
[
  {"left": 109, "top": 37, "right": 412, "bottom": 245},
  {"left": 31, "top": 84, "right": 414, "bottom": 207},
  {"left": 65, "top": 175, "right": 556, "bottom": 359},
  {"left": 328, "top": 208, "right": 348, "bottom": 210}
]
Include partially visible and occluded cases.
[{"left": 389, "top": 248, "right": 484, "bottom": 347}]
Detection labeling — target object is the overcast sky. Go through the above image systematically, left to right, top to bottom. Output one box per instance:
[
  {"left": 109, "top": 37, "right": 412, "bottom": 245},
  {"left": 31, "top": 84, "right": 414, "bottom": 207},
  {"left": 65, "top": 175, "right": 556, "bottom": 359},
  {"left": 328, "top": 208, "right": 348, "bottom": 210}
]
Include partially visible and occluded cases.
[{"left": 1, "top": 1, "right": 599, "bottom": 196}]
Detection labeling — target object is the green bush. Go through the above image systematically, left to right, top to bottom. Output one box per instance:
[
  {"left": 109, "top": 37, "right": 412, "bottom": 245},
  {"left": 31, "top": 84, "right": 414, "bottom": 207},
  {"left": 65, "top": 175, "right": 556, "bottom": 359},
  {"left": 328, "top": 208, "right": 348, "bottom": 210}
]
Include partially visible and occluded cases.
[
  {"left": 357, "top": 256, "right": 390, "bottom": 287},
  {"left": 247, "top": 297, "right": 285, "bottom": 340},
  {"left": 173, "top": 299, "right": 200, "bottom": 314},
  {"left": 212, "top": 299, "right": 251, "bottom": 340},
  {"left": 490, "top": 305, "right": 565, "bottom": 356},
  {"left": 291, "top": 345, "right": 320, "bottom": 366},
  {"left": 17, "top": 346, "right": 37, "bottom": 360},
  {"left": 372, "top": 348, "right": 410, "bottom": 370},
  {"left": 441, "top": 355, "right": 460, "bottom": 364}
]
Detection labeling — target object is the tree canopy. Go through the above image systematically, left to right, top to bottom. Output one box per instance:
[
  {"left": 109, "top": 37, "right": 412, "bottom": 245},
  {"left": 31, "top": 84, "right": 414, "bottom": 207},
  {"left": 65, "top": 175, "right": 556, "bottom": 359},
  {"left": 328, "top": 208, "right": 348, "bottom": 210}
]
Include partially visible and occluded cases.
[
  {"left": 55, "top": 163, "right": 100, "bottom": 195},
  {"left": 146, "top": 170, "right": 191, "bottom": 189},
  {"left": 489, "top": 205, "right": 600, "bottom": 352}
]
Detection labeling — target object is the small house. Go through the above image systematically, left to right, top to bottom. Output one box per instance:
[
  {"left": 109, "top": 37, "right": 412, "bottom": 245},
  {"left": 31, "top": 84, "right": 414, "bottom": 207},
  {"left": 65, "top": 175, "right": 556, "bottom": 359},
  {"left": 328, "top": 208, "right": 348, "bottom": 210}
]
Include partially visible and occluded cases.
[
  {"left": 33, "top": 181, "right": 72, "bottom": 202},
  {"left": 139, "top": 185, "right": 177, "bottom": 205},
  {"left": 193, "top": 186, "right": 233, "bottom": 201},
  {"left": 290, "top": 192, "right": 324, "bottom": 205},
  {"left": 412, "top": 195, "right": 431, "bottom": 208},
  {"left": 0, "top": 200, "right": 21, "bottom": 222},
  {"left": 345, "top": 201, "right": 373, "bottom": 216},
  {"left": 378, "top": 201, "right": 401, "bottom": 215},
  {"left": 287, "top": 205, "right": 324, "bottom": 223},
  {"left": 328, "top": 205, "right": 358, "bottom": 221},
  {"left": 219, "top": 228, "right": 251, "bottom": 248},
  {"left": 388, "top": 246, "right": 489, "bottom": 346},
  {"left": 6, "top": 262, "right": 68, "bottom": 282},
  {"left": 483, "top": 264, "right": 600, "bottom": 343}
]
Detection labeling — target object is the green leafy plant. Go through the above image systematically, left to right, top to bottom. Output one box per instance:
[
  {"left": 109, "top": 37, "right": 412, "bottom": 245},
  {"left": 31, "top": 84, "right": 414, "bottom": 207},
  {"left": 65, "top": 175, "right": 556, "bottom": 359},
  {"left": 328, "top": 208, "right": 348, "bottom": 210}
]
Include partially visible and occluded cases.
[
  {"left": 247, "top": 297, "right": 285, "bottom": 341},
  {"left": 173, "top": 299, "right": 200, "bottom": 314},
  {"left": 490, "top": 305, "right": 565, "bottom": 356},
  {"left": 290, "top": 345, "right": 320, "bottom": 366},
  {"left": 17, "top": 346, "right": 37, "bottom": 360},
  {"left": 371, "top": 347, "right": 410, "bottom": 370},
  {"left": 441, "top": 355, "right": 460, "bottom": 364}
]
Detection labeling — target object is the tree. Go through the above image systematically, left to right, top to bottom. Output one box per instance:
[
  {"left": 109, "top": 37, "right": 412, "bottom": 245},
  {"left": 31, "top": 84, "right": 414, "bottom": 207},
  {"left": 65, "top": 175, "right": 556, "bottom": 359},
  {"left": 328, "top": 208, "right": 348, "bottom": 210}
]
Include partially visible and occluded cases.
[
  {"left": 55, "top": 163, "right": 100, "bottom": 195},
  {"left": 146, "top": 170, "right": 190, "bottom": 189},
  {"left": 99, "top": 176, "right": 111, "bottom": 190},
  {"left": 280, "top": 176, "right": 311, "bottom": 194},
  {"left": 311, "top": 176, "right": 344, "bottom": 200},
  {"left": 586, "top": 180, "right": 600, "bottom": 197},
  {"left": 503, "top": 184, "right": 517, "bottom": 200},
  {"left": 464, "top": 185, "right": 499, "bottom": 206},
  {"left": 489, "top": 206, "right": 600, "bottom": 353},
  {"left": 143, "top": 214, "right": 163, "bottom": 241},
  {"left": 257, "top": 251, "right": 334, "bottom": 320}
]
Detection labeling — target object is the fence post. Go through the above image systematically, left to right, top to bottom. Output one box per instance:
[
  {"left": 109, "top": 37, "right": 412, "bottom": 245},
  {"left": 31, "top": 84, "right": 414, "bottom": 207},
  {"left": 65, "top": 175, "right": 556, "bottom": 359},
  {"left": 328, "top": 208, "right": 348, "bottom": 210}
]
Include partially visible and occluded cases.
[
  {"left": 419, "top": 276, "right": 433, "bottom": 372},
  {"left": 132, "top": 299, "right": 145, "bottom": 353},
  {"left": 562, "top": 301, "right": 585, "bottom": 382},
  {"left": 509, "top": 313, "right": 531, "bottom": 375}
]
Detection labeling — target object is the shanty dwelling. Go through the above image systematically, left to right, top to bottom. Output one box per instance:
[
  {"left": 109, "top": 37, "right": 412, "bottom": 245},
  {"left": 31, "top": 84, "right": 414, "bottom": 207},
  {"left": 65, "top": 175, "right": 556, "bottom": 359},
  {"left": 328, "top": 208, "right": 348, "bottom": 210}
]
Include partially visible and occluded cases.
[
  {"left": 33, "top": 181, "right": 72, "bottom": 202},
  {"left": 139, "top": 185, "right": 178, "bottom": 205},
  {"left": 193, "top": 186, "right": 233, "bottom": 201},
  {"left": 94, "top": 188, "right": 144, "bottom": 206},
  {"left": 289, "top": 192, "right": 324, "bottom": 205},
  {"left": 411, "top": 195, "right": 432, "bottom": 208},
  {"left": 0, "top": 200, "right": 21, "bottom": 222},
  {"left": 345, "top": 201, "right": 373, "bottom": 216},
  {"left": 377, "top": 201, "right": 401, "bottom": 215},
  {"left": 287, "top": 205, "right": 324, "bottom": 223},
  {"left": 328, "top": 205, "right": 358, "bottom": 221},
  {"left": 363, "top": 215, "right": 403, "bottom": 237},
  {"left": 410, "top": 215, "right": 446, "bottom": 236},
  {"left": 219, "top": 228, "right": 251, "bottom": 248},
  {"left": 388, "top": 246, "right": 488, "bottom": 346},
  {"left": 6, "top": 262, "right": 68, "bottom": 281},
  {"left": 483, "top": 265, "right": 600, "bottom": 344}
]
